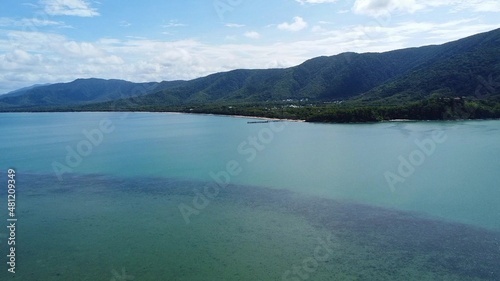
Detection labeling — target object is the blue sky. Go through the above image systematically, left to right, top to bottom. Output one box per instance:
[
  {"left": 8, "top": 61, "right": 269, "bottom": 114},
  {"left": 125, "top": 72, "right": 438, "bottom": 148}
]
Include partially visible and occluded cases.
[{"left": 0, "top": 0, "right": 498, "bottom": 94}]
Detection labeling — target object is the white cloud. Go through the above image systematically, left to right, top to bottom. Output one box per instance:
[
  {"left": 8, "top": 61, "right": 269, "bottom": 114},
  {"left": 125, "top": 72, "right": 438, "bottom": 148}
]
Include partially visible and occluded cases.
[
  {"left": 41, "top": 0, "right": 99, "bottom": 17},
  {"left": 295, "top": 0, "right": 337, "bottom": 4},
  {"left": 353, "top": 0, "right": 423, "bottom": 17},
  {"left": 353, "top": 0, "right": 500, "bottom": 17},
  {"left": 450, "top": 0, "right": 500, "bottom": 12},
  {"left": 22, "top": 3, "right": 39, "bottom": 8},
  {"left": 278, "top": 16, "right": 308, "bottom": 32},
  {"left": 0, "top": 17, "right": 64, "bottom": 27},
  {"left": 162, "top": 20, "right": 187, "bottom": 28},
  {"left": 119, "top": 21, "right": 131, "bottom": 28},
  {"left": 225, "top": 23, "right": 245, "bottom": 28},
  {"left": 312, "top": 25, "right": 328, "bottom": 33},
  {"left": 244, "top": 31, "right": 261, "bottom": 39},
  {"left": 61, "top": 41, "right": 104, "bottom": 58},
  {"left": 3, "top": 50, "right": 42, "bottom": 67},
  {"left": 88, "top": 55, "right": 124, "bottom": 65}
]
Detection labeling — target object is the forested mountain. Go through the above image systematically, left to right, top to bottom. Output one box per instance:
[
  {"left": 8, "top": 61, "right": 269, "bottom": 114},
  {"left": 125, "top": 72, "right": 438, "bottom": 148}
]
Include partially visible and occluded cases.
[
  {"left": 1, "top": 28, "right": 499, "bottom": 119},
  {"left": 108, "top": 28, "right": 499, "bottom": 107},
  {"left": 355, "top": 28, "right": 500, "bottom": 104},
  {"left": 0, "top": 79, "right": 186, "bottom": 108}
]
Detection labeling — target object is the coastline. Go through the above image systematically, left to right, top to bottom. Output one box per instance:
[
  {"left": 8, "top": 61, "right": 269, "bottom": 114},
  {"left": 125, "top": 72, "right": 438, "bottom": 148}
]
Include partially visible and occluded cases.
[
  {"left": 0, "top": 109, "right": 307, "bottom": 122},
  {"left": 1, "top": 110, "right": 499, "bottom": 124},
  {"left": 196, "top": 113, "right": 306, "bottom": 123}
]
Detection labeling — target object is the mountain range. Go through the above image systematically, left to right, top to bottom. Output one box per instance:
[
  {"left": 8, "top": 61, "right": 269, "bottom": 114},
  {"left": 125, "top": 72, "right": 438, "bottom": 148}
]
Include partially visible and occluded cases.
[{"left": 1, "top": 28, "right": 499, "bottom": 119}]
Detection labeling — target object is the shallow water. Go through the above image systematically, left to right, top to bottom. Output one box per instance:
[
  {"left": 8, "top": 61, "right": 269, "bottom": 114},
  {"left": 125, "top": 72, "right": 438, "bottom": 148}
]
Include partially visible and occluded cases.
[{"left": 0, "top": 113, "right": 499, "bottom": 280}]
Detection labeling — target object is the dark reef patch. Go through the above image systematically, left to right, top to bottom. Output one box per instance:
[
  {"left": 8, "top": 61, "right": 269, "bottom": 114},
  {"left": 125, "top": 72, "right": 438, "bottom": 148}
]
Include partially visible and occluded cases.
[{"left": 10, "top": 173, "right": 500, "bottom": 280}]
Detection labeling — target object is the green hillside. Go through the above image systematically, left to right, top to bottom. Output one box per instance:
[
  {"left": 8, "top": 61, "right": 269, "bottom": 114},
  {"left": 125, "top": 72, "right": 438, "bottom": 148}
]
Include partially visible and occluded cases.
[
  {"left": 1, "top": 28, "right": 499, "bottom": 122},
  {"left": 0, "top": 78, "right": 185, "bottom": 109}
]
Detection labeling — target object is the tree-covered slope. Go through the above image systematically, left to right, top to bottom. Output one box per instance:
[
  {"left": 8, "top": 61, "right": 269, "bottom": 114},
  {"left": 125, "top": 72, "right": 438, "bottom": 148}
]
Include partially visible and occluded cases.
[
  {"left": 1, "top": 28, "right": 499, "bottom": 112},
  {"left": 116, "top": 28, "right": 500, "bottom": 107},
  {"left": 354, "top": 28, "right": 500, "bottom": 104},
  {"left": 130, "top": 49, "right": 442, "bottom": 105},
  {"left": 0, "top": 78, "right": 185, "bottom": 108}
]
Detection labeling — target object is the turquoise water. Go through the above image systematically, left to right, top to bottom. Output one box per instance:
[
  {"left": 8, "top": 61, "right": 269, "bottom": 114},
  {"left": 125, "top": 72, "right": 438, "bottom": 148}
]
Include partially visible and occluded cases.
[{"left": 0, "top": 112, "right": 499, "bottom": 280}]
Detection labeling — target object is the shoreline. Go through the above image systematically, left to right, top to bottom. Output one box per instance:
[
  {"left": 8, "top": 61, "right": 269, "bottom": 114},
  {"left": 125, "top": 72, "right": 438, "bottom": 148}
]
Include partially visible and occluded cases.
[
  {"left": 0, "top": 109, "right": 307, "bottom": 122},
  {"left": 1, "top": 110, "right": 499, "bottom": 124},
  {"left": 193, "top": 113, "right": 306, "bottom": 122}
]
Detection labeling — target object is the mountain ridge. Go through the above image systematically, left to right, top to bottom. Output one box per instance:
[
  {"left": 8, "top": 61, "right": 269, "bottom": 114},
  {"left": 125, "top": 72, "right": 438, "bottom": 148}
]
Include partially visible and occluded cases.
[{"left": 1, "top": 28, "right": 499, "bottom": 120}]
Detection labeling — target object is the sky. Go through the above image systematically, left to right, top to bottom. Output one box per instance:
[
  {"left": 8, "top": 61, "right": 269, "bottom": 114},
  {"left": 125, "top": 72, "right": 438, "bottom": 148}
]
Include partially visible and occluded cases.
[{"left": 0, "top": 0, "right": 499, "bottom": 94}]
